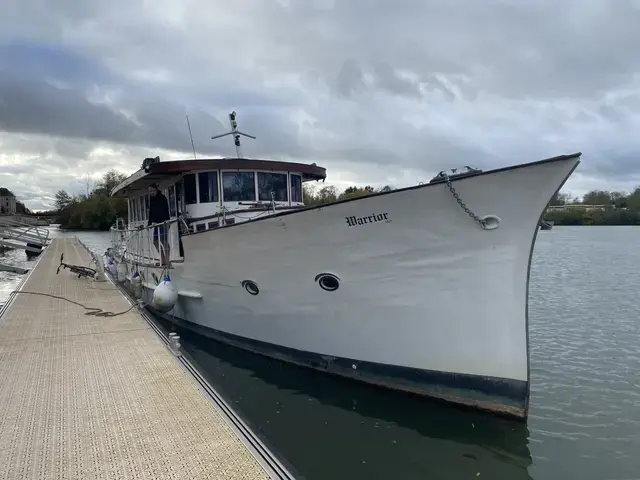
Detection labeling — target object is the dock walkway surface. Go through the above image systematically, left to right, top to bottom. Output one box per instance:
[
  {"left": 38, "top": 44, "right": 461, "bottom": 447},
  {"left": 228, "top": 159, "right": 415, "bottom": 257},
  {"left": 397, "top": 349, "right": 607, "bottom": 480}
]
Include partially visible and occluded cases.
[{"left": 0, "top": 238, "right": 277, "bottom": 480}]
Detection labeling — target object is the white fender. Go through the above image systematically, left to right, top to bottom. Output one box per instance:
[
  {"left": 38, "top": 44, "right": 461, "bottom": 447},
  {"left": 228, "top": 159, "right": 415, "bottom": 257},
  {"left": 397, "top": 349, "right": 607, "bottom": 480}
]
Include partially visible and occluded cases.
[
  {"left": 116, "top": 261, "right": 127, "bottom": 283},
  {"left": 131, "top": 272, "right": 143, "bottom": 299},
  {"left": 152, "top": 274, "right": 178, "bottom": 313}
]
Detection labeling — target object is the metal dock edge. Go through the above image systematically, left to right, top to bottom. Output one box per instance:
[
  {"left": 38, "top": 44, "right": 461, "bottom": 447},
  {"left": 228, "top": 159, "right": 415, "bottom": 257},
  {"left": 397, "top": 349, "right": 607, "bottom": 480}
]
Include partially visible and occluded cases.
[{"left": 0, "top": 237, "right": 295, "bottom": 480}]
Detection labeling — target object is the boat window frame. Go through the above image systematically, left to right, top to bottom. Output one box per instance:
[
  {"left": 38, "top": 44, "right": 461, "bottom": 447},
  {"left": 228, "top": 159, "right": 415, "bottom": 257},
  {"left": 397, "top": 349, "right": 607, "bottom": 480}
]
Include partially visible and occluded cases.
[
  {"left": 197, "top": 170, "right": 221, "bottom": 204},
  {"left": 221, "top": 170, "right": 257, "bottom": 203},
  {"left": 256, "top": 170, "right": 290, "bottom": 203},
  {"left": 183, "top": 173, "right": 198, "bottom": 205},
  {"left": 290, "top": 173, "right": 303, "bottom": 205},
  {"left": 175, "top": 178, "right": 185, "bottom": 214},
  {"left": 167, "top": 185, "right": 177, "bottom": 217},
  {"left": 144, "top": 195, "right": 150, "bottom": 222},
  {"left": 135, "top": 196, "right": 141, "bottom": 222}
]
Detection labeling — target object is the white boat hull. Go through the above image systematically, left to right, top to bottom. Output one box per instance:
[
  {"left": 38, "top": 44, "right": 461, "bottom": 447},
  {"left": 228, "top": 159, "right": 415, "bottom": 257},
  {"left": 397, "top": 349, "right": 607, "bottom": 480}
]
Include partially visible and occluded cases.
[{"left": 122, "top": 153, "right": 581, "bottom": 419}]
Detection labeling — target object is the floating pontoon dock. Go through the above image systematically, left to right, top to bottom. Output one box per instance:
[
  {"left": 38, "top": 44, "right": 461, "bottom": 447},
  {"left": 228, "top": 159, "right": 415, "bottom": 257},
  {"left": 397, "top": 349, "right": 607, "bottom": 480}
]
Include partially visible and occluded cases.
[{"left": 0, "top": 237, "right": 291, "bottom": 480}]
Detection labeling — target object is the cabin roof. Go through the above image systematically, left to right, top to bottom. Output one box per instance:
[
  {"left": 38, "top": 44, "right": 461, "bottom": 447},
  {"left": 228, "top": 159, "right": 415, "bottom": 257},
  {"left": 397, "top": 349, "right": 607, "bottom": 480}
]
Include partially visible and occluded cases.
[{"left": 111, "top": 157, "right": 327, "bottom": 197}]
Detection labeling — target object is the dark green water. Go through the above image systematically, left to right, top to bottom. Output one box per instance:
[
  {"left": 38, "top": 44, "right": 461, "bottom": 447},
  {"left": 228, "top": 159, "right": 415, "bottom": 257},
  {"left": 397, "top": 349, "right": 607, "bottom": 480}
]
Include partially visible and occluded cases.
[{"left": 2, "top": 226, "right": 639, "bottom": 479}]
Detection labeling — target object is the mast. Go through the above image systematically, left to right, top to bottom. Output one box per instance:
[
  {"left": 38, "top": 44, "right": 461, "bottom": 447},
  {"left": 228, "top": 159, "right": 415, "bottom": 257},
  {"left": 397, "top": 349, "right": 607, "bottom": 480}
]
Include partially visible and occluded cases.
[
  {"left": 210, "top": 111, "right": 256, "bottom": 159},
  {"left": 185, "top": 114, "right": 197, "bottom": 160}
]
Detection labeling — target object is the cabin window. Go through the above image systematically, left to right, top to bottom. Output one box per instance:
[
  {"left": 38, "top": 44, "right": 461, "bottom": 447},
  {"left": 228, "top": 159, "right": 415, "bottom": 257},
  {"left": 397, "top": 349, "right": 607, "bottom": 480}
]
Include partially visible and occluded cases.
[
  {"left": 198, "top": 171, "right": 219, "bottom": 203},
  {"left": 222, "top": 172, "right": 256, "bottom": 202},
  {"left": 258, "top": 172, "right": 288, "bottom": 202},
  {"left": 184, "top": 174, "right": 197, "bottom": 205},
  {"left": 291, "top": 174, "right": 302, "bottom": 203},
  {"left": 175, "top": 181, "right": 183, "bottom": 214},
  {"left": 168, "top": 185, "right": 177, "bottom": 217},
  {"left": 144, "top": 195, "right": 150, "bottom": 221},
  {"left": 137, "top": 197, "right": 142, "bottom": 222}
]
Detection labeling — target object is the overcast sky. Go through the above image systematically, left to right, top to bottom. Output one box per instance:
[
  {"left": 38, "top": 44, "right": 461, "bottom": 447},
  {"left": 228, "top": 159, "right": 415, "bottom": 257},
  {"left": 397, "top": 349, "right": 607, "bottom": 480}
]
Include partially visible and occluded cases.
[{"left": 1, "top": 0, "right": 640, "bottom": 210}]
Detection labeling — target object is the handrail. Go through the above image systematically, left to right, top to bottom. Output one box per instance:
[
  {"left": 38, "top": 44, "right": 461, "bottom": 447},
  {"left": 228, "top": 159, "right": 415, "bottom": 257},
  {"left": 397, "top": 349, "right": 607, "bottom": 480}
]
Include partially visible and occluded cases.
[
  {"left": 110, "top": 217, "right": 183, "bottom": 233},
  {"left": 111, "top": 218, "right": 184, "bottom": 266}
]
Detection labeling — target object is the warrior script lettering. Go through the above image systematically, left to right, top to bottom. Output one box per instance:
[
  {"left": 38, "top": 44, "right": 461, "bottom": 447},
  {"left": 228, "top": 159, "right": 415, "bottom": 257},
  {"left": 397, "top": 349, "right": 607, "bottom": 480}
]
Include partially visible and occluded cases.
[{"left": 345, "top": 213, "right": 390, "bottom": 227}]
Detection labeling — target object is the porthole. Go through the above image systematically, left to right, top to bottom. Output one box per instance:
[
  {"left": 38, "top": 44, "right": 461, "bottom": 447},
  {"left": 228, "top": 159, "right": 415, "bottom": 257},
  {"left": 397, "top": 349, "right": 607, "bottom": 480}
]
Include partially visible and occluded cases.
[
  {"left": 315, "top": 273, "right": 340, "bottom": 292},
  {"left": 241, "top": 280, "right": 259, "bottom": 296}
]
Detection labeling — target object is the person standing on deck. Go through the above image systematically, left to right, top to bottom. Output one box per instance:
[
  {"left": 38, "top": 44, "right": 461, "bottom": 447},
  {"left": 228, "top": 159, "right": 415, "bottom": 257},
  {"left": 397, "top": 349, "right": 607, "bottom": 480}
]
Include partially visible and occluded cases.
[{"left": 147, "top": 183, "right": 171, "bottom": 266}]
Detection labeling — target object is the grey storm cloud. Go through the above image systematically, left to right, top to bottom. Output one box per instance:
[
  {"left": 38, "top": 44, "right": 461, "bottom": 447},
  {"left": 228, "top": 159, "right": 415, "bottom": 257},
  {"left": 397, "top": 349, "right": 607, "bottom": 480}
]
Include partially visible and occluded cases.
[{"left": 2, "top": 0, "right": 640, "bottom": 210}]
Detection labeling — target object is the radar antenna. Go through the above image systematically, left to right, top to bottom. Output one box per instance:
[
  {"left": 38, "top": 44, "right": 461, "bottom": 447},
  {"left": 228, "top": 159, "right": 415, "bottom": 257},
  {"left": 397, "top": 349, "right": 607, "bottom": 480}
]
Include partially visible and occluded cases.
[{"left": 210, "top": 111, "right": 256, "bottom": 159}]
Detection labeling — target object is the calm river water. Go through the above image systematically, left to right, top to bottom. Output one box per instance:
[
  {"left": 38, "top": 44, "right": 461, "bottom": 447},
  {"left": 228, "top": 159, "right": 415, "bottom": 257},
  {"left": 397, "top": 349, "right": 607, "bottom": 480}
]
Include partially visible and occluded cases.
[{"left": 1, "top": 226, "right": 639, "bottom": 480}]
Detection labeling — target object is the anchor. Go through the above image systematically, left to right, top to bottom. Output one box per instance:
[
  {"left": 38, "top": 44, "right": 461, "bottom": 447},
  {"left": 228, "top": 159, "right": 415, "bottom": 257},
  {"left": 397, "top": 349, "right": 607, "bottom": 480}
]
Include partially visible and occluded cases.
[{"left": 56, "top": 253, "right": 97, "bottom": 279}]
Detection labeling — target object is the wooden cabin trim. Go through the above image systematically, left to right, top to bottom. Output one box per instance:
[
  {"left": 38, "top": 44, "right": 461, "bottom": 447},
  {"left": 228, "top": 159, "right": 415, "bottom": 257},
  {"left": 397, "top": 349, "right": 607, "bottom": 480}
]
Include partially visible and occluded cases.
[{"left": 112, "top": 157, "right": 326, "bottom": 197}]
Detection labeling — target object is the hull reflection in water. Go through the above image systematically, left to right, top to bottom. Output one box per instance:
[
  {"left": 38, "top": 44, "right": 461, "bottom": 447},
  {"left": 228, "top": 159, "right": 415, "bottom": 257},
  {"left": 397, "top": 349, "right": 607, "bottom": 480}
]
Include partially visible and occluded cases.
[
  {"left": 110, "top": 151, "right": 581, "bottom": 420},
  {"left": 151, "top": 313, "right": 534, "bottom": 480}
]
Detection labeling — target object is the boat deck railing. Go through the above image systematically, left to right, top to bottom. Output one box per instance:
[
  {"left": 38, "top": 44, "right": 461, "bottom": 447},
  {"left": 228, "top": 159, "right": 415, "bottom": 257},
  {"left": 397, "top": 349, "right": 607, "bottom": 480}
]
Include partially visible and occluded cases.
[{"left": 110, "top": 217, "right": 185, "bottom": 267}]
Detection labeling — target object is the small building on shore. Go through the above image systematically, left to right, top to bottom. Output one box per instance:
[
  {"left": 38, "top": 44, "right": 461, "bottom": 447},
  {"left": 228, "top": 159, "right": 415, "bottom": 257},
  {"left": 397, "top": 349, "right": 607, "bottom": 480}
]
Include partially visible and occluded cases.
[{"left": 0, "top": 188, "right": 17, "bottom": 215}]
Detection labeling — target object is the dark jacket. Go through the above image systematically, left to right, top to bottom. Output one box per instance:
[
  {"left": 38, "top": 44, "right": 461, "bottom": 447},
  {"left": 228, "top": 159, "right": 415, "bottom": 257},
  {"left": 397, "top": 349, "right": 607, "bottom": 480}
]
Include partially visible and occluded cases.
[{"left": 148, "top": 192, "right": 170, "bottom": 226}]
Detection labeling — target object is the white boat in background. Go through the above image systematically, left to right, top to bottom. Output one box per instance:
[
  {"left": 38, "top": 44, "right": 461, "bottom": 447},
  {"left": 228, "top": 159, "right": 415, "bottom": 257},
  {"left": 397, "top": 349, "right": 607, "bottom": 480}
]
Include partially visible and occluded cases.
[{"left": 108, "top": 113, "right": 581, "bottom": 420}]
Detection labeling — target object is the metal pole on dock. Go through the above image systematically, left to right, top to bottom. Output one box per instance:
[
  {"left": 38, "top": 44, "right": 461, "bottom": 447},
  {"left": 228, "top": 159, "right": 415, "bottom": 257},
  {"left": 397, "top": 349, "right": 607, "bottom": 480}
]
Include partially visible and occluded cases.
[{"left": 168, "top": 332, "right": 182, "bottom": 357}]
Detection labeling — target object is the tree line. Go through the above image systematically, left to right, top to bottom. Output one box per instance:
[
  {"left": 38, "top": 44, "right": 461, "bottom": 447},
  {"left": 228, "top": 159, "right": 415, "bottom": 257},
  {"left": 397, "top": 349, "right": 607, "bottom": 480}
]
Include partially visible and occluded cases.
[
  {"left": 52, "top": 170, "right": 128, "bottom": 230},
  {"left": 302, "top": 184, "right": 393, "bottom": 205},
  {"left": 545, "top": 188, "right": 640, "bottom": 226}
]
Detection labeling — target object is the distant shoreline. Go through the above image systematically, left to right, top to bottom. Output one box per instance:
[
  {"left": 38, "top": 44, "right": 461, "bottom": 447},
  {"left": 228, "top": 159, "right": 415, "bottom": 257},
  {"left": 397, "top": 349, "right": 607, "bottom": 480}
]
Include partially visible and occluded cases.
[{"left": 544, "top": 208, "right": 640, "bottom": 226}]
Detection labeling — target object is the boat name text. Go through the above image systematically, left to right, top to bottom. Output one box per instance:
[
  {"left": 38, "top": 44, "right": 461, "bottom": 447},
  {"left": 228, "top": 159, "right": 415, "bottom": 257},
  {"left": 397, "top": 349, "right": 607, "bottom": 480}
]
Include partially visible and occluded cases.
[{"left": 345, "top": 213, "right": 390, "bottom": 227}]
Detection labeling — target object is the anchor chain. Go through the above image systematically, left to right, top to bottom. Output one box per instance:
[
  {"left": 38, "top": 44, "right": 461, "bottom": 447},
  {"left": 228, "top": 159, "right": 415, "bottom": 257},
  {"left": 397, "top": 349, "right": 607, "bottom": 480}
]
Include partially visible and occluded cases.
[{"left": 441, "top": 173, "right": 489, "bottom": 229}]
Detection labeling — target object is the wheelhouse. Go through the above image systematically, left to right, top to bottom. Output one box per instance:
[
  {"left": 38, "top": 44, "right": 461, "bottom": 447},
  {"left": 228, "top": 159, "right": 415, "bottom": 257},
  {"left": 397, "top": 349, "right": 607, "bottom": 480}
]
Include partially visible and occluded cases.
[{"left": 111, "top": 156, "right": 326, "bottom": 233}]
